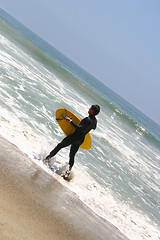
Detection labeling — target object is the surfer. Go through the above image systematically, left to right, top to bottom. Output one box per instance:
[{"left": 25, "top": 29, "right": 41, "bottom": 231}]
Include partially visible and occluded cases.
[{"left": 44, "top": 105, "right": 100, "bottom": 175}]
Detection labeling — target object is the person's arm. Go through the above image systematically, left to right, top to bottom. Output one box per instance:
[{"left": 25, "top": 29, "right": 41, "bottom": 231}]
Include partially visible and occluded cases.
[
  {"left": 65, "top": 117, "right": 89, "bottom": 130},
  {"left": 70, "top": 120, "right": 80, "bottom": 129}
]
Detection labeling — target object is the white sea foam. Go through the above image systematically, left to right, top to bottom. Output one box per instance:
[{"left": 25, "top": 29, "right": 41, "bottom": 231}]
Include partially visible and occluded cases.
[
  {"left": 0, "top": 21, "right": 160, "bottom": 240},
  {"left": 0, "top": 108, "right": 159, "bottom": 240},
  {"left": 65, "top": 172, "right": 160, "bottom": 240}
]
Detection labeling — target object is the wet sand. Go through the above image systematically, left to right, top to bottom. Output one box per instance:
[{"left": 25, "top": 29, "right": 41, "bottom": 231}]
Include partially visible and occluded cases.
[{"left": 0, "top": 135, "right": 129, "bottom": 240}]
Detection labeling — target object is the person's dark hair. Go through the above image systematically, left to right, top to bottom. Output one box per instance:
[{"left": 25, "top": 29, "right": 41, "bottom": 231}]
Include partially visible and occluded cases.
[{"left": 91, "top": 105, "right": 100, "bottom": 115}]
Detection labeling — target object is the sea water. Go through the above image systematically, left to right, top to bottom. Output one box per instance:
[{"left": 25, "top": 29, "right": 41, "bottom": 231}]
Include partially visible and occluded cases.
[{"left": 0, "top": 9, "right": 160, "bottom": 240}]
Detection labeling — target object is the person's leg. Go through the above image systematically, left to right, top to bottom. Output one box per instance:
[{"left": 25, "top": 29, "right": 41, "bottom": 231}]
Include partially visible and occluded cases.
[
  {"left": 46, "top": 135, "right": 73, "bottom": 159},
  {"left": 69, "top": 144, "right": 80, "bottom": 170}
]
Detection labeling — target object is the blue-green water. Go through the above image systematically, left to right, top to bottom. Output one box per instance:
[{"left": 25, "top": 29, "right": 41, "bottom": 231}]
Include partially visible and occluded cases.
[{"left": 0, "top": 9, "right": 160, "bottom": 240}]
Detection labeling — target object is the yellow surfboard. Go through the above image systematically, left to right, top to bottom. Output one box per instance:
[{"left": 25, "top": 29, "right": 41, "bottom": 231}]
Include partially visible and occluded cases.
[{"left": 55, "top": 108, "right": 92, "bottom": 150}]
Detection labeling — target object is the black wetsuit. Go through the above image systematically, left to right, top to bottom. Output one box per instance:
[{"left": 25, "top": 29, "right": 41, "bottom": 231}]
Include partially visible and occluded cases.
[{"left": 47, "top": 115, "right": 97, "bottom": 168}]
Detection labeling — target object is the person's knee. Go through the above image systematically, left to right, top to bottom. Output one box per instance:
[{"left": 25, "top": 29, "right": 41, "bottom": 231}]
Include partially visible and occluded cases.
[
  {"left": 57, "top": 142, "right": 65, "bottom": 149},
  {"left": 57, "top": 142, "right": 62, "bottom": 147}
]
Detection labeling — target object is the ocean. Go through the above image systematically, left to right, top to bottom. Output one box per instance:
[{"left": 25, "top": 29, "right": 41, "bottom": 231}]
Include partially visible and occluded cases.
[{"left": 0, "top": 8, "right": 160, "bottom": 240}]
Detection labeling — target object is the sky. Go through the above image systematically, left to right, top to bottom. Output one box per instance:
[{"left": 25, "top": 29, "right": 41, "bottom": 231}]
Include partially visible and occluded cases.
[{"left": 1, "top": 0, "right": 160, "bottom": 125}]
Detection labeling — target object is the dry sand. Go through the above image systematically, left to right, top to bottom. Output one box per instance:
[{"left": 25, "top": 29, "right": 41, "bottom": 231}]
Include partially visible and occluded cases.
[{"left": 0, "top": 135, "right": 129, "bottom": 240}]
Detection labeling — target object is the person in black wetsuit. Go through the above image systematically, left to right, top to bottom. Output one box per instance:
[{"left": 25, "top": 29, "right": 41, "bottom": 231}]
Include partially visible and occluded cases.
[{"left": 45, "top": 105, "right": 100, "bottom": 172}]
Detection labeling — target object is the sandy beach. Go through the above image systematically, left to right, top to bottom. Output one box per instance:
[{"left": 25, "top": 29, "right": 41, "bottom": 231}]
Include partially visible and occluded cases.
[{"left": 0, "top": 135, "right": 128, "bottom": 240}]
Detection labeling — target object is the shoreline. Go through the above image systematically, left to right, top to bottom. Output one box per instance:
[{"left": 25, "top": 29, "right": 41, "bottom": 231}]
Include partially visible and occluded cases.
[{"left": 0, "top": 135, "right": 129, "bottom": 240}]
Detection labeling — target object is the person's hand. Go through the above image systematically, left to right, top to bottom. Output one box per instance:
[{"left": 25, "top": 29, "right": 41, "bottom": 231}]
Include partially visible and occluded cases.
[{"left": 65, "top": 116, "right": 71, "bottom": 122}]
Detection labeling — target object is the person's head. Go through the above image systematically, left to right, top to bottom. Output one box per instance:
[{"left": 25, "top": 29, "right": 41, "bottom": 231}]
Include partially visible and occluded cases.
[{"left": 88, "top": 105, "right": 100, "bottom": 116}]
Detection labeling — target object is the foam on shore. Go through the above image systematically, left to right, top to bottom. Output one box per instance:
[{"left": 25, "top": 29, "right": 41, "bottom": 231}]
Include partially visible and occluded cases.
[{"left": 0, "top": 135, "right": 128, "bottom": 240}]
